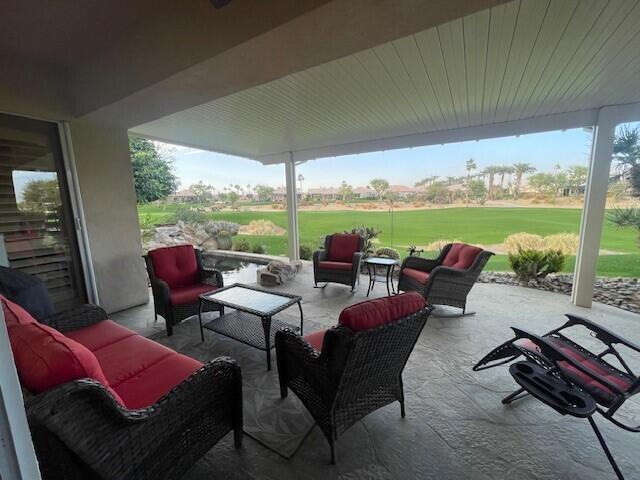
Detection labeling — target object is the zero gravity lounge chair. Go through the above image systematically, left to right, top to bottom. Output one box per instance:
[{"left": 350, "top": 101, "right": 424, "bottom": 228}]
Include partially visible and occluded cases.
[{"left": 473, "top": 314, "right": 640, "bottom": 479}]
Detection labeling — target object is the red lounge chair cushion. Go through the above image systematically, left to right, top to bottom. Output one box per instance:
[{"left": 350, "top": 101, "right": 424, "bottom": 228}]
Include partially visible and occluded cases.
[
  {"left": 327, "top": 234, "right": 360, "bottom": 263},
  {"left": 442, "top": 243, "right": 483, "bottom": 270},
  {"left": 149, "top": 245, "right": 200, "bottom": 288},
  {"left": 318, "top": 261, "right": 352, "bottom": 271},
  {"left": 401, "top": 268, "right": 430, "bottom": 284},
  {"left": 170, "top": 283, "right": 217, "bottom": 306},
  {"left": 339, "top": 292, "right": 426, "bottom": 332},
  {"left": 1, "top": 296, "right": 37, "bottom": 328},
  {"left": 70, "top": 320, "right": 202, "bottom": 409},
  {"left": 8, "top": 321, "right": 123, "bottom": 404},
  {"left": 304, "top": 330, "right": 327, "bottom": 352},
  {"left": 517, "top": 338, "right": 634, "bottom": 406}
]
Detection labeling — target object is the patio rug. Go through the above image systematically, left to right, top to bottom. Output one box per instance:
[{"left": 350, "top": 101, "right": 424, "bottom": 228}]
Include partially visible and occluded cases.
[{"left": 150, "top": 312, "right": 320, "bottom": 459}]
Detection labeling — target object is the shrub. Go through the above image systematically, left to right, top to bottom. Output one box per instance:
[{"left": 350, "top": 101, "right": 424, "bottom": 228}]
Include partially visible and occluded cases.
[
  {"left": 171, "top": 205, "right": 208, "bottom": 225},
  {"left": 204, "top": 220, "right": 239, "bottom": 237},
  {"left": 503, "top": 233, "right": 545, "bottom": 253},
  {"left": 544, "top": 233, "right": 579, "bottom": 255},
  {"left": 232, "top": 238, "right": 251, "bottom": 252},
  {"left": 424, "top": 239, "right": 462, "bottom": 253},
  {"left": 251, "top": 243, "right": 266, "bottom": 254},
  {"left": 299, "top": 244, "right": 313, "bottom": 260},
  {"left": 375, "top": 246, "right": 400, "bottom": 260},
  {"left": 508, "top": 249, "right": 565, "bottom": 281}
]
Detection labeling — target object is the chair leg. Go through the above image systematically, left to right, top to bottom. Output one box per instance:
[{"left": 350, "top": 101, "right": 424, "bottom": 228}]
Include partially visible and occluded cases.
[
  {"left": 399, "top": 375, "right": 406, "bottom": 418},
  {"left": 280, "top": 383, "right": 288, "bottom": 399},
  {"left": 501, "top": 387, "right": 528, "bottom": 405},
  {"left": 588, "top": 416, "right": 624, "bottom": 480},
  {"left": 234, "top": 426, "right": 243, "bottom": 449},
  {"left": 329, "top": 439, "right": 336, "bottom": 465}
]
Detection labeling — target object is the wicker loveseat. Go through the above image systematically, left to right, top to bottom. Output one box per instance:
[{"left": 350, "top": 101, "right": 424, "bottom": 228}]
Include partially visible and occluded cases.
[
  {"left": 313, "top": 233, "right": 365, "bottom": 291},
  {"left": 397, "top": 243, "right": 493, "bottom": 314},
  {"left": 145, "top": 244, "right": 224, "bottom": 336},
  {"left": 275, "top": 292, "right": 433, "bottom": 463},
  {"left": 3, "top": 295, "right": 242, "bottom": 480}
]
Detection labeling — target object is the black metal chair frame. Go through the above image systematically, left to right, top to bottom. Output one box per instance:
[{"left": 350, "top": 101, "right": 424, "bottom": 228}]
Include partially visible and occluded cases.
[
  {"left": 312, "top": 235, "right": 365, "bottom": 292},
  {"left": 397, "top": 243, "right": 493, "bottom": 316},
  {"left": 144, "top": 248, "right": 224, "bottom": 336},
  {"left": 21, "top": 305, "right": 243, "bottom": 480},
  {"left": 275, "top": 305, "right": 433, "bottom": 464},
  {"left": 473, "top": 314, "right": 640, "bottom": 479}
]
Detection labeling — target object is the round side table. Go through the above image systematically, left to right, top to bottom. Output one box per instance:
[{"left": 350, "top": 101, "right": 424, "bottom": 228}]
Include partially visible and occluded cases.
[{"left": 364, "top": 257, "right": 398, "bottom": 297}]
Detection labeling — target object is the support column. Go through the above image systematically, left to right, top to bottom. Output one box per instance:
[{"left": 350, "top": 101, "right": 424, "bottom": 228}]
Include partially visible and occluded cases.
[
  {"left": 572, "top": 107, "right": 618, "bottom": 307},
  {"left": 285, "top": 153, "right": 300, "bottom": 261}
]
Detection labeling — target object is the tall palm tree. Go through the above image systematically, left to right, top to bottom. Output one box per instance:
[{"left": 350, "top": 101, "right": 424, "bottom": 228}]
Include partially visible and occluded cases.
[
  {"left": 465, "top": 158, "right": 476, "bottom": 183},
  {"left": 512, "top": 162, "right": 536, "bottom": 198},
  {"left": 482, "top": 166, "right": 501, "bottom": 199},
  {"left": 498, "top": 166, "right": 514, "bottom": 189},
  {"left": 297, "top": 173, "right": 304, "bottom": 192}
]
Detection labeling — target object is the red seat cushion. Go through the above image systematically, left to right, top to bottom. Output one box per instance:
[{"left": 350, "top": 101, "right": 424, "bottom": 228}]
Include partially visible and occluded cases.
[
  {"left": 327, "top": 234, "right": 361, "bottom": 263},
  {"left": 442, "top": 243, "right": 483, "bottom": 270},
  {"left": 149, "top": 245, "right": 200, "bottom": 288},
  {"left": 318, "top": 261, "right": 352, "bottom": 271},
  {"left": 401, "top": 268, "right": 430, "bottom": 284},
  {"left": 170, "top": 283, "right": 217, "bottom": 306},
  {"left": 339, "top": 292, "right": 426, "bottom": 332},
  {"left": 1, "top": 296, "right": 37, "bottom": 328},
  {"left": 66, "top": 320, "right": 137, "bottom": 351},
  {"left": 8, "top": 322, "right": 123, "bottom": 404},
  {"left": 304, "top": 330, "right": 327, "bottom": 352},
  {"left": 516, "top": 338, "right": 634, "bottom": 406},
  {"left": 113, "top": 354, "right": 202, "bottom": 409}
]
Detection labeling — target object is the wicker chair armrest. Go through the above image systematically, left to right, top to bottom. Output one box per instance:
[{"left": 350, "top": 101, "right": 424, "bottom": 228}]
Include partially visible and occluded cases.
[
  {"left": 313, "top": 249, "right": 328, "bottom": 265},
  {"left": 352, "top": 251, "right": 363, "bottom": 269},
  {"left": 401, "top": 256, "right": 439, "bottom": 272},
  {"left": 428, "top": 265, "right": 474, "bottom": 283},
  {"left": 201, "top": 267, "right": 224, "bottom": 288},
  {"left": 149, "top": 275, "right": 171, "bottom": 302},
  {"left": 43, "top": 305, "right": 109, "bottom": 333},
  {"left": 276, "top": 328, "right": 329, "bottom": 387},
  {"left": 27, "top": 357, "right": 241, "bottom": 478}
]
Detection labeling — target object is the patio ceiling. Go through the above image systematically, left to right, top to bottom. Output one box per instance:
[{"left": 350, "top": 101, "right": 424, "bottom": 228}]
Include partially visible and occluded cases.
[{"left": 131, "top": 0, "right": 640, "bottom": 164}]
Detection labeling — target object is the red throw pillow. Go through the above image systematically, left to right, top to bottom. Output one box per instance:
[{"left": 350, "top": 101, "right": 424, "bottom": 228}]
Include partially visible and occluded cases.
[
  {"left": 327, "top": 234, "right": 361, "bottom": 263},
  {"left": 442, "top": 243, "right": 482, "bottom": 270},
  {"left": 339, "top": 292, "right": 426, "bottom": 332},
  {"left": 1, "top": 295, "right": 37, "bottom": 329},
  {"left": 8, "top": 322, "right": 124, "bottom": 404}
]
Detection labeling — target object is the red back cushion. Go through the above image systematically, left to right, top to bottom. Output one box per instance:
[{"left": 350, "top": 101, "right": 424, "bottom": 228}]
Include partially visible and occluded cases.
[
  {"left": 327, "top": 234, "right": 361, "bottom": 263},
  {"left": 442, "top": 243, "right": 483, "bottom": 270},
  {"left": 149, "top": 245, "right": 199, "bottom": 288},
  {"left": 339, "top": 292, "right": 426, "bottom": 332},
  {"left": 1, "top": 295, "right": 37, "bottom": 329},
  {"left": 8, "top": 321, "right": 123, "bottom": 404}
]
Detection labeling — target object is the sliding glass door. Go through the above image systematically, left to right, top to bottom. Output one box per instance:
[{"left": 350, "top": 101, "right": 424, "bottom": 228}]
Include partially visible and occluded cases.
[{"left": 0, "top": 113, "right": 86, "bottom": 310}]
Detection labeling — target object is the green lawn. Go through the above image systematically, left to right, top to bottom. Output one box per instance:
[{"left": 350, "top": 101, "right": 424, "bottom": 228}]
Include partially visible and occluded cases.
[{"left": 138, "top": 205, "right": 640, "bottom": 277}]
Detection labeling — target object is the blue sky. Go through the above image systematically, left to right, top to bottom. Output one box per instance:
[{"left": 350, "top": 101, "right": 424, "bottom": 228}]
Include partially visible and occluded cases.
[{"left": 167, "top": 127, "right": 595, "bottom": 190}]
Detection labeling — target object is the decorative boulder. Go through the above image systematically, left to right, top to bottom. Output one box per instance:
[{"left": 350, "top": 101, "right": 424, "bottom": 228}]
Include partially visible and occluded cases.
[{"left": 257, "top": 260, "right": 302, "bottom": 287}]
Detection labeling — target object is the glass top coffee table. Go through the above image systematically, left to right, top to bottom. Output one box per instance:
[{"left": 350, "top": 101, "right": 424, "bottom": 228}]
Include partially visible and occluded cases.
[
  {"left": 364, "top": 257, "right": 398, "bottom": 297},
  {"left": 198, "top": 284, "right": 303, "bottom": 370}
]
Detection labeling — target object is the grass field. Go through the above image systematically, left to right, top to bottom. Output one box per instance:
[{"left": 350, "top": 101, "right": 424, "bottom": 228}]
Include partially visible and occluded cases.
[{"left": 138, "top": 204, "right": 640, "bottom": 277}]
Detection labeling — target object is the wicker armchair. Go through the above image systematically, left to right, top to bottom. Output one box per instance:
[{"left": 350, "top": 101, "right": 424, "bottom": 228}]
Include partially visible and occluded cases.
[
  {"left": 313, "top": 234, "right": 365, "bottom": 291},
  {"left": 397, "top": 243, "right": 493, "bottom": 315},
  {"left": 144, "top": 245, "right": 224, "bottom": 336},
  {"left": 275, "top": 292, "right": 433, "bottom": 463},
  {"left": 12, "top": 303, "right": 243, "bottom": 480}
]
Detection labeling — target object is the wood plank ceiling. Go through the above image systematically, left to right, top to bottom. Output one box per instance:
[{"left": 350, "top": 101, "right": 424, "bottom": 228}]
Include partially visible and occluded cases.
[{"left": 131, "top": 0, "right": 640, "bottom": 162}]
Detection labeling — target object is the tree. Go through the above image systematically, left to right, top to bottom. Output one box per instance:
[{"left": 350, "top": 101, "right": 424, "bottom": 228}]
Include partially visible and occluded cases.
[
  {"left": 613, "top": 126, "right": 640, "bottom": 195},
  {"left": 129, "top": 137, "right": 179, "bottom": 203},
  {"left": 465, "top": 158, "right": 476, "bottom": 182},
  {"left": 512, "top": 162, "right": 536, "bottom": 198},
  {"left": 566, "top": 165, "right": 588, "bottom": 195},
  {"left": 482, "top": 166, "right": 500, "bottom": 199},
  {"left": 497, "top": 166, "right": 514, "bottom": 189},
  {"left": 297, "top": 173, "right": 304, "bottom": 192},
  {"left": 527, "top": 173, "right": 558, "bottom": 196},
  {"left": 414, "top": 176, "right": 438, "bottom": 187},
  {"left": 370, "top": 178, "right": 390, "bottom": 199},
  {"left": 21, "top": 179, "right": 59, "bottom": 212},
  {"left": 468, "top": 179, "right": 487, "bottom": 204},
  {"left": 189, "top": 181, "right": 214, "bottom": 204},
  {"left": 339, "top": 181, "right": 354, "bottom": 203},
  {"left": 423, "top": 181, "right": 450, "bottom": 204},
  {"left": 254, "top": 184, "right": 274, "bottom": 202},
  {"left": 226, "top": 191, "right": 239, "bottom": 207}
]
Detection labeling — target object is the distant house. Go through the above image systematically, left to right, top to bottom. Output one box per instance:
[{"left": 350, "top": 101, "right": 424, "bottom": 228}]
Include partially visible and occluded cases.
[
  {"left": 388, "top": 185, "right": 417, "bottom": 199},
  {"left": 271, "top": 186, "right": 287, "bottom": 202},
  {"left": 353, "top": 186, "right": 378, "bottom": 199},
  {"left": 308, "top": 187, "right": 340, "bottom": 201},
  {"left": 167, "top": 189, "right": 198, "bottom": 203}
]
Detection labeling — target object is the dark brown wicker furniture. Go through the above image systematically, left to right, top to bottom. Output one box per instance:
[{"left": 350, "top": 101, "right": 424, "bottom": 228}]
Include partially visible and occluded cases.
[
  {"left": 313, "top": 233, "right": 365, "bottom": 291},
  {"left": 397, "top": 242, "right": 493, "bottom": 315},
  {"left": 145, "top": 244, "right": 224, "bottom": 336},
  {"left": 364, "top": 256, "right": 398, "bottom": 296},
  {"left": 199, "top": 283, "right": 303, "bottom": 370},
  {"left": 275, "top": 292, "right": 433, "bottom": 463},
  {"left": 3, "top": 296, "right": 242, "bottom": 480},
  {"left": 474, "top": 314, "right": 640, "bottom": 479}
]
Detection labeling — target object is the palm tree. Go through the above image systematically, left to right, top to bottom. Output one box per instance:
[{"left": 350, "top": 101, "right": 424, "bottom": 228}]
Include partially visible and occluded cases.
[
  {"left": 465, "top": 158, "right": 476, "bottom": 183},
  {"left": 512, "top": 162, "right": 537, "bottom": 198},
  {"left": 482, "top": 166, "right": 501, "bottom": 199},
  {"left": 498, "top": 166, "right": 514, "bottom": 190},
  {"left": 297, "top": 173, "right": 304, "bottom": 192}
]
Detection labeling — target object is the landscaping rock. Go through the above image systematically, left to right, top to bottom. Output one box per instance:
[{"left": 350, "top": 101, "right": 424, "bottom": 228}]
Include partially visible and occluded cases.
[{"left": 479, "top": 272, "right": 640, "bottom": 314}]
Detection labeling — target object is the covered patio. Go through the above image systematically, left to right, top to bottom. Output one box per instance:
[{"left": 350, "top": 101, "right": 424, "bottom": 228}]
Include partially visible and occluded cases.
[{"left": 1, "top": 1, "right": 640, "bottom": 479}]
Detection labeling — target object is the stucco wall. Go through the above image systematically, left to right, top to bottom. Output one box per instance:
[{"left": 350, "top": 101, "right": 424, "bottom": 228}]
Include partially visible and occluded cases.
[{"left": 70, "top": 120, "right": 148, "bottom": 313}]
